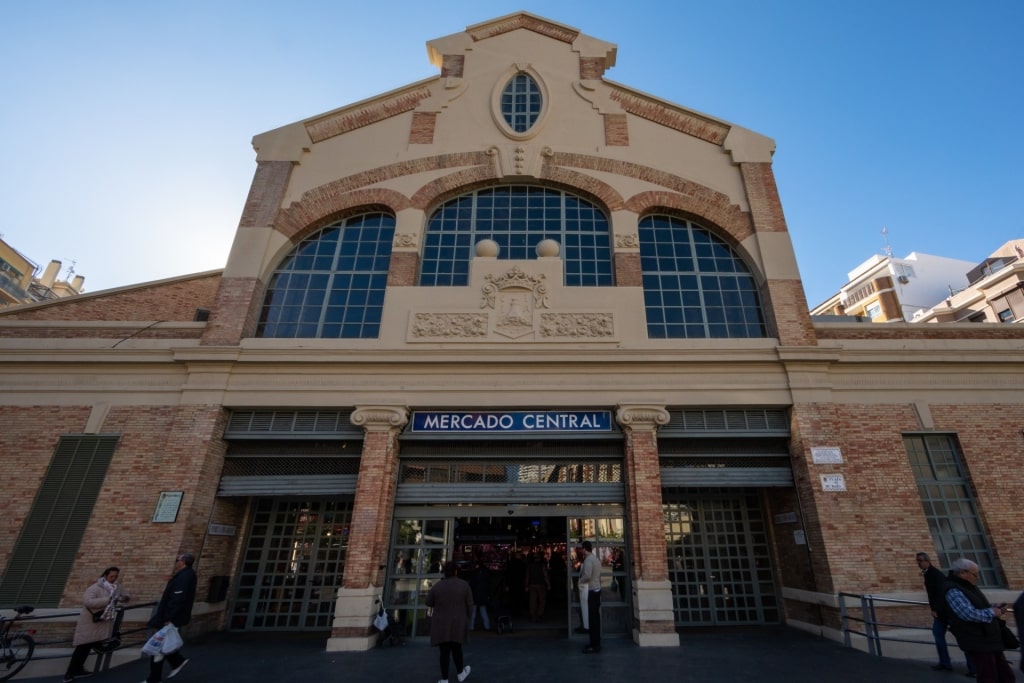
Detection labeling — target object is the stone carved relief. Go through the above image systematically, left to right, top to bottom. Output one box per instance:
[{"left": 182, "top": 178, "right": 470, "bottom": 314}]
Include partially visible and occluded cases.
[
  {"left": 487, "top": 145, "right": 554, "bottom": 178},
  {"left": 393, "top": 233, "right": 418, "bottom": 248},
  {"left": 615, "top": 234, "right": 639, "bottom": 249},
  {"left": 481, "top": 267, "right": 549, "bottom": 309},
  {"left": 412, "top": 313, "right": 488, "bottom": 338},
  {"left": 540, "top": 313, "right": 613, "bottom": 338},
  {"left": 350, "top": 405, "right": 409, "bottom": 430},
  {"left": 615, "top": 405, "right": 671, "bottom": 431}
]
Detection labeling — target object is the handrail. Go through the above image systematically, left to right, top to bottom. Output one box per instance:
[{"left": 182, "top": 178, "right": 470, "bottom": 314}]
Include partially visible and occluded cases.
[
  {"left": 839, "top": 592, "right": 1017, "bottom": 658},
  {"left": 1, "top": 601, "right": 158, "bottom": 671}
]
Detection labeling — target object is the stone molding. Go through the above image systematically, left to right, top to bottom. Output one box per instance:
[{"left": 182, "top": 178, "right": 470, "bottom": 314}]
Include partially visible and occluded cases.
[
  {"left": 615, "top": 404, "right": 670, "bottom": 432},
  {"left": 350, "top": 406, "right": 409, "bottom": 432}
]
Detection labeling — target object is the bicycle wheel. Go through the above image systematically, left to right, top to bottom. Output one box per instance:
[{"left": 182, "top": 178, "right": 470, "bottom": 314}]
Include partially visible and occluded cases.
[{"left": 0, "top": 633, "right": 34, "bottom": 682}]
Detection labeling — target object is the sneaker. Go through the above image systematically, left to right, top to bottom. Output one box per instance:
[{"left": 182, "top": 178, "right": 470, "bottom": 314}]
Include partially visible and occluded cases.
[
  {"left": 167, "top": 659, "right": 190, "bottom": 679},
  {"left": 458, "top": 666, "right": 471, "bottom": 682},
  {"left": 73, "top": 674, "right": 95, "bottom": 680},
  {"left": 438, "top": 680, "right": 448, "bottom": 683}
]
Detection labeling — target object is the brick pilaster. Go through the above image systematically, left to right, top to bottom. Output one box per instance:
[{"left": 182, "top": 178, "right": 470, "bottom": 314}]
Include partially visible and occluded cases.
[
  {"left": 738, "top": 162, "right": 817, "bottom": 346},
  {"left": 616, "top": 404, "right": 678, "bottom": 646},
  {"left": 328, "top": 405, "right": 408, "bottom": 650}
]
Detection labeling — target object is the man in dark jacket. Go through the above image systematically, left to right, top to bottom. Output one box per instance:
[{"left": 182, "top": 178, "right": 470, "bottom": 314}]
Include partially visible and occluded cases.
[
  {"left": 146, "top": 552, "right": 198, "bottom": 683},
  {"left": 916, "top": 552, "right": 956, "bottom": 671},
  {"left": 944, "top": 558, "right": 1014, "bottom": 683}
]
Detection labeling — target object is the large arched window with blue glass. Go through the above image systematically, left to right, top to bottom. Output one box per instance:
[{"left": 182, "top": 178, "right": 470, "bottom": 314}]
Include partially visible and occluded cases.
[
  {"left": 420, "top": 186, "right": 612, "bottom": 287},
  {"left": 256, "top": 212, "right": 395, "bottom": 338},
  {"left": 639, "top": 215, "right": 767, "bottom": 339}
]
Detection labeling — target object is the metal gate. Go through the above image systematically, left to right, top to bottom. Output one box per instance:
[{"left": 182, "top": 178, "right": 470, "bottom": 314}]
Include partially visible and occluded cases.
[
  {"left": 664, "top": 490, "right": 779, "bottom": 625},
  {"left": 229, "top": 498, "right": 352, "bottom": 630}
]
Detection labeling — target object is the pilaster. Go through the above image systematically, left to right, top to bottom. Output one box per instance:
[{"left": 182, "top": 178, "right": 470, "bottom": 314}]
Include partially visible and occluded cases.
[
  {"left": 615, "top": 404, "right": 678, "bottom": 646},
  {"left": 327, "top": 405, "right": 408, "bottom": 652}
]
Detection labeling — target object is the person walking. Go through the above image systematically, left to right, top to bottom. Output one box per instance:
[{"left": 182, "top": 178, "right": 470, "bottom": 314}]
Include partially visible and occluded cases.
[
  {"left": 579, "top": 541, "right": 601, "bottom": 654},
  {"left": 145, "top": 552, "right": 197, "bottom": 683},
  {"left": 525, "top": 552, "right": 550, "bottom": 622},
  {"left": 916, "top": 552, "right": 957, "bottom": 671},
  {"left": 468, "top": 558, "right": 491, "bottom": 631},
  {"left": 944, "top": 558, "right": 1014, "bottom": 683},
  {"left": 425, "top": 561, "right": 473, "bottom": 683},
  {"left": 63, "top": 566, "right": 131, "bottom": 682}
]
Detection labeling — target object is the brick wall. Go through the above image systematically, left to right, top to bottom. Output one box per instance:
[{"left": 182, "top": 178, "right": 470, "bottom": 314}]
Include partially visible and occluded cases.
[
  {"left": 0, "top": 273, "right": 220, "bottom": 323},
  {"left": 200, "top": 276, "right": 263, "bottom": 346}
]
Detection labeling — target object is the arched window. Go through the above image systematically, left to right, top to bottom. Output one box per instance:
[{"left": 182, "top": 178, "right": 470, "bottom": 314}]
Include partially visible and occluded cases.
[
  {"left": 501, "top": 73, "right": 542, "bottom": 133},
  {"left": 420, "top": 186, "right": 612, "bottom": 287},
  {"left": 256, "top": 212, "right": 395, "bottom": 338},
  {"left": 639, "top": 215, "right": 767, "bottom": 339}
]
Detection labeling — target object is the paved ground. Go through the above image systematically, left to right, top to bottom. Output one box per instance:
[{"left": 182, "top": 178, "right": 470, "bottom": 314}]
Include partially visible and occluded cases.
[{"left": 19, "top": 627, "right": 1024, "bottom": 683}]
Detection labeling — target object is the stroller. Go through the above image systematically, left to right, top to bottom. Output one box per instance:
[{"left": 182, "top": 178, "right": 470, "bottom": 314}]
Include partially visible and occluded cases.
[{"left": 374, "top": 601, "right": 405, "bottom": 647}]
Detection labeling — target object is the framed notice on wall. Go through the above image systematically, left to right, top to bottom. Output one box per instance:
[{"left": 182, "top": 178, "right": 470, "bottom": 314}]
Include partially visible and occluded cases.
[{"left": 152, "top": 491, "right": 184, "bottom": 523}]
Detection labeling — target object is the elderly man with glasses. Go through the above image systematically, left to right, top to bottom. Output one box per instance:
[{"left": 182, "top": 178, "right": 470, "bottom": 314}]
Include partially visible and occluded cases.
[{"left": 943, "top": 558, "right": 1014, "bottom": 683}]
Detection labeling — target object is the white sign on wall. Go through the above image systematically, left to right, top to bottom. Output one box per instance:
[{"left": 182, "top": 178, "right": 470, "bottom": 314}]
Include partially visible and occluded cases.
[
  {"left": 812, "top": 447, "right": 843, "bottom": 464},
  {"left": 820, "top": 474, "right": 847, "bottom": 492},
  {"left": 794, "top": 529, "right": 806, "bottom": 545}
]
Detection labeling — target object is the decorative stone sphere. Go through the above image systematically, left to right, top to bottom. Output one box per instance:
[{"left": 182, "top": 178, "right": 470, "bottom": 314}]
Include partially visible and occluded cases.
[
  {"left": 475, "top": 239, "right": 500, "bottom": 257},
  {"left": 536, "top": 239, "right": 560, "bottom": 257}
]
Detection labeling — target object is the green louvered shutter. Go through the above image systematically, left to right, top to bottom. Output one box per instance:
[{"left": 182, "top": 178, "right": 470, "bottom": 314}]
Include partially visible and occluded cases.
[{"left": 0, "top": 435, "right": 119, "bottom": 606}]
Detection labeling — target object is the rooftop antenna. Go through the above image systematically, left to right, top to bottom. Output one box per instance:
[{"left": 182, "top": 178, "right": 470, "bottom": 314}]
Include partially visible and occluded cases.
[
  {"left": 881, "top": 227, "right": 893, "bottom": 258},
  {"left": 63, "top": 259, "right": 77, "bottom": 280}
]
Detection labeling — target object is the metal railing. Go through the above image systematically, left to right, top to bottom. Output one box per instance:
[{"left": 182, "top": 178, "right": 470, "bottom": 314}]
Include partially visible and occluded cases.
[
  {"left": 839, "top": 592, "right": 1016, "bottom": 658},
  {"left": 7, "top": 601, "right": 156, "bottom": 673}
]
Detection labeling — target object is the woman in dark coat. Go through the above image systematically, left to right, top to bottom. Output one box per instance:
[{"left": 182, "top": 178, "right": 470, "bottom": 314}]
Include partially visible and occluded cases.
[{"left": 425, "top": 561, "right": 474, "bottom": 683}]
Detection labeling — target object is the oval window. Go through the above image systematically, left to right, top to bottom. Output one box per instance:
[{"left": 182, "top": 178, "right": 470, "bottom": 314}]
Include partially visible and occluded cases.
[{"left": 500, "top": 72, "right": 542, "bottom": 133}]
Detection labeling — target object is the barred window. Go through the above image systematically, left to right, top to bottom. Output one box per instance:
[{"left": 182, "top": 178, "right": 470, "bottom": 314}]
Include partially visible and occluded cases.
[{"left": 905, "top": 434, "right": 1000, "bottom": 586}]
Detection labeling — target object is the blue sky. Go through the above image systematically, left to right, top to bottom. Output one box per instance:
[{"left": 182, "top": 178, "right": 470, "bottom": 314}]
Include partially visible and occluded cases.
[{"left": 2, "top": 1, "right": 1021, "bottom": 307}]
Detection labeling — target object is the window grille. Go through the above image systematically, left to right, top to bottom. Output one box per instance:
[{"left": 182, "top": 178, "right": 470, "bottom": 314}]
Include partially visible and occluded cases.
[
  {"left": 501, "top": 73, "right": 542, "bottom": 132},
  {"left": 420, "top": 186, "right": 612, "bottom": 287},
  {"left": 256, "top": 212, "right": 395, "bottom": 339},
  {"left": 639, "top": 215, "right": 766, "bottom": 338},
  {"left": 905, "top": 434, "right": 1001, "bottom": 586}
]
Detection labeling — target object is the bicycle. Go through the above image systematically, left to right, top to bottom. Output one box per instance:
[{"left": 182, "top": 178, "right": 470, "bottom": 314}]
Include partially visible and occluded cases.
[{"left": 0, "top": 605, "right": 35, "bottom": 681}]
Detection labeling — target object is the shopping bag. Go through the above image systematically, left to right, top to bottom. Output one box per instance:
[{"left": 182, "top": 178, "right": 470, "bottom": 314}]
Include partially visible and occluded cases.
[
  {"left": 373, "top": 607, "right": 389, "bottom": 632},
  {"left": 161, "top": 624, "right": 183, "bottom": 654},
  {"left": 142, "top": 625, "right": 170, "bottom": 656}
]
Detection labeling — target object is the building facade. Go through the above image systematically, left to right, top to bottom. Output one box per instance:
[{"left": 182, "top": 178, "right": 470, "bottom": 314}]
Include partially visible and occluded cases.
[
  {"left": 1, "top": 12, "right": 1022, "bottom": 653},
  {"left": 0, "top": 236, "right": 86, "bottom": 306},
  {"left": 913, "top": 239, "right": 1024, "bottom": 323},
  {"left": 810, "top": 251, "right": 977, "bottom": 322}
]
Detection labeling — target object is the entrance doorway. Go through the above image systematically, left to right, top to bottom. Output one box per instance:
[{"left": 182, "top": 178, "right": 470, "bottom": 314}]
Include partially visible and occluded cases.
[
  {"left": 664, "top": 490, "right": 780, "bottom": 625},
  {"left": 384, "top": 505, "right": 629, "bottom": 640}
]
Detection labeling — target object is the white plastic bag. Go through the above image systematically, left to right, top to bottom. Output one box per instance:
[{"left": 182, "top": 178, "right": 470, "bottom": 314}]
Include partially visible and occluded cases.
[
  {"left": 373, "top": 607, "right": 389, "bottom": 632},
  {"left": 161, "top": 624, "right": 183, "bottom": 654},
  {"left": 142, "top": 625, "right": 170, "bottom": 656}
]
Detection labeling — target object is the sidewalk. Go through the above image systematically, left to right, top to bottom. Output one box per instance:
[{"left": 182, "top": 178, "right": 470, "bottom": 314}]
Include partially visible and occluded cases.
[{"left": 18, "top": 627, "right": 1024, "bottom": 683}]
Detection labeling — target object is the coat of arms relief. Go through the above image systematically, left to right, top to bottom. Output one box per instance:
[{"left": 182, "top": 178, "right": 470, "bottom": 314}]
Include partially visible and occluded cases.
[{"left": 410, "top": 265, "right": 614, "bottom": 342}]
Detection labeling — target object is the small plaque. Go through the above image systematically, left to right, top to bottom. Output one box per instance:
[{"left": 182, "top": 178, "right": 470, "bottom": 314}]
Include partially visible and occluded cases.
[
  {"left": 812, "top": 447, "right": 843, "bottom": 464},
  {"left": 820, "top": 474, "right": 847, "bottom": 492},
  {"left": 152, "top": 491, "right": 184, "bottom": 523},
  {"left": 774, "top": 511, "right": 798, "bottom": 525},
  {"left": 208, "top": 524, "right": 236, "bottom": 537},
  {"left": 794, "top": 529, "right": 806, "bottom": 545}
]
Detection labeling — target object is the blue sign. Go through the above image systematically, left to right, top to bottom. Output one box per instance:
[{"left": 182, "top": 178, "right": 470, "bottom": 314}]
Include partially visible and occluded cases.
[{"left": 410, "top": 410, "right": 613, "bottom": 434}]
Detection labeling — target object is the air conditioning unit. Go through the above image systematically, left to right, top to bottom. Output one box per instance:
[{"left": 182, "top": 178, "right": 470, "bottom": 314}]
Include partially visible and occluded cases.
[{"left": 897, "top": 275, "right": 910, "bottom": 284}]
